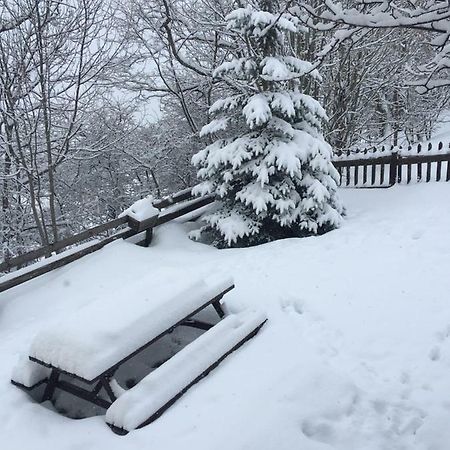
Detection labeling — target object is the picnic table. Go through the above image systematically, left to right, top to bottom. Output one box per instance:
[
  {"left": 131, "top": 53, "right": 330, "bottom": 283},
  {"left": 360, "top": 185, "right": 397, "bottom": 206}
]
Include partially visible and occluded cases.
[{"left": 12, "top": 272, "right": 267, "bottom": 434}]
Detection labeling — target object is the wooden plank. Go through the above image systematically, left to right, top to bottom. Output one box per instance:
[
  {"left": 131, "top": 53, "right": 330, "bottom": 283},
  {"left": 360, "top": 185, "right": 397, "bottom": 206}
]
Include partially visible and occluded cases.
[
  {"left": 436, "top": 142, "right": 443, "bottom": 182},
  {"left": 417, "top": 144, "right": 422, "bottom": 180},
  {"left": 400, "top": 153, "right": 450, "bottom": 164},
  {"left": 389, "top": 154, "right": 398, "bottom": 186},
  {"left": 333, "top": 155, "right": 393, "bottom": 167},
  {"left": 426, "top": 160, "right": 432, "bottom": 182},
  {"left": 363, "top": 164, "right": 368, "bottom": 185},
  {"left": 371, "top": 164, "right": 376, "bottom": 186},
  {"left": 354, "top": 165, "right": 359, "bottom": 186},
  {"left": 153, "top": 187, "right": 194, "bottom": 209},
  {"left": 156, "top": 196, "right": 214, "bottom": 226},
  {"left": 127, "top": 215, "right": 159, "bottom": 233},
  {"left": 0, "top": 216, "right": 128, "bottom": 273},
  {"left": 0, "top": 228, "right": 135, "bottom": 294}
]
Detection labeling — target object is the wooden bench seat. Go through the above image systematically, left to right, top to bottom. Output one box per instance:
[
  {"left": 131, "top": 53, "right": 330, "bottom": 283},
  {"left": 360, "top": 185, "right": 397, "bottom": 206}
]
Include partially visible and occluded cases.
[{"left": 106, "top": 310, "right": 267, "bottom": 434}]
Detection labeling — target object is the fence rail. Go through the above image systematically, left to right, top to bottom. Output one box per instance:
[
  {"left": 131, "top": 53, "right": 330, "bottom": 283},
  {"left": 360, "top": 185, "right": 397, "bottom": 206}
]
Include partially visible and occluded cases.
[
  {"left": 334, "top": 141, "right": 450, "bottom": 188},
  {"left": 0, "top": 191, "right": 213, "bottom": 294}
]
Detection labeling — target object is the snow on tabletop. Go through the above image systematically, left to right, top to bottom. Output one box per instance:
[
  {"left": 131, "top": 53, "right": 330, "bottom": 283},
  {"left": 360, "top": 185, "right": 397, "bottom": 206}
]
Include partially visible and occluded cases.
[
  {"left": 119, "top": 196, "right": 159, "bottom": 222},
  {"left": 28, "top": 272, "right": 234, "bottom": 381},
  {"left": 105, "top": 310, "right": 266, "bottom": 431},
  {"left": 11, "top": 356, "right": 51, "bottom": 387}
]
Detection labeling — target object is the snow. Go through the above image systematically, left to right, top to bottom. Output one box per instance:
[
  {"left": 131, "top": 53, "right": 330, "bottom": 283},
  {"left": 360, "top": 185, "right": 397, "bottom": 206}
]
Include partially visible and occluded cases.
[
  {"left": 225, "top": 8, "right": 298, "bottom": 36},
  {"left": 260, "top": 57, "right": 320, "bottom": 83},
  {"left": 242, "top": 94, "right": 272, "bottom": 128},
  {"left": 199, "top": 118, "right": 229, "bottom": 137},
  {"left": 335, "top": 142, "right": 450, "bottom": 161},
  {"left": 1, "top": 182, "right": 450, "bottom": 449},
  {"left": 119, "top": 196, "right": 159, "bottom": 222},
  {"left": 28, "top": 273, "right": 233, "bottom": 381},
  {"left": 106, "top": 310, "right": 266, "bottom": 432},
  {"left": 11, "top": 358, "right": 50, "bottom": 388}
]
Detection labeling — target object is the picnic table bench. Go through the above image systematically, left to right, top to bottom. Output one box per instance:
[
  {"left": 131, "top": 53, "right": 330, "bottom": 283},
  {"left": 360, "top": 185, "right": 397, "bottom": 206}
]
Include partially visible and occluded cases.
[{"left": 12, "top": 273, "right": 267, "bottom": 433}]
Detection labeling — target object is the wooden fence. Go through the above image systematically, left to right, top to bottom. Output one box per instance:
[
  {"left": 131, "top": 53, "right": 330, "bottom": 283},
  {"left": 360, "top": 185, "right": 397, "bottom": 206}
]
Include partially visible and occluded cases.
[
  {"left": 2, "top": 139, "right": 450, "bottom": 294},
  {"left": 334, "top": 141, "right": 450, "bottom": 188},
  {"left": 0, "top": 190, "right": 213, "bottom": 293}
]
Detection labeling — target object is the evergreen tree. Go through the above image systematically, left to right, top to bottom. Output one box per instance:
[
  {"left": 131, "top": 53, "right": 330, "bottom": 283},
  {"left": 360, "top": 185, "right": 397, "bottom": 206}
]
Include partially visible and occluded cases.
[{"left": 192, "top": 0, "right": 344, "bottom": 248}]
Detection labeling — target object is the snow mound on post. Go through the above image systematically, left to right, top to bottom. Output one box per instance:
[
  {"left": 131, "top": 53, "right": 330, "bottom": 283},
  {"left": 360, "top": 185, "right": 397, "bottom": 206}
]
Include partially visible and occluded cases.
[
  {"left": 119, "top": 196, "right": 159, "bottom": 221},
  {"left": 28, "top": 273, "right": 234, "bottom": 381},
  {"left": 105, "top": 310, "right": 266, "bottom": 432}
]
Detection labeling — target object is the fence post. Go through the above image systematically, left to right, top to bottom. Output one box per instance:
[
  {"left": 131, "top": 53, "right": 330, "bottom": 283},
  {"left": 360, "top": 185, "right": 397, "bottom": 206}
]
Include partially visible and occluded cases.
[{"left": 389, "top": 151, "right": 399, "bottom": 186}]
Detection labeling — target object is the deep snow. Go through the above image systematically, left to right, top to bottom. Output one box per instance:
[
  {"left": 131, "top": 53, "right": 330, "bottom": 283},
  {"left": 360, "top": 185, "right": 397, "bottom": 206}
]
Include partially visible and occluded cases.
[{"left": 1, "top": 183, "right": 450, "bottom": 450}]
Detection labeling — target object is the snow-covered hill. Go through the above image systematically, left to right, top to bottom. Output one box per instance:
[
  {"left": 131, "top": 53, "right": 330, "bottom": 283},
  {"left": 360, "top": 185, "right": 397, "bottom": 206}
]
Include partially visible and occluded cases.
[{"left": 1, "top": 183, "right": 450, "bottom": 450}]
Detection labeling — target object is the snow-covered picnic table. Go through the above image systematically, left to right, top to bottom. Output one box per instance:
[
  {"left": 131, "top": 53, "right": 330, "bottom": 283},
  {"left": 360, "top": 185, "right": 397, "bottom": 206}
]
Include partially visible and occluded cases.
[
  {"left": 12, "top": 271, "right": 267, "bottom": 433},
  {"left": 29, "top": 274, "right": 233, "bottom": 382}
]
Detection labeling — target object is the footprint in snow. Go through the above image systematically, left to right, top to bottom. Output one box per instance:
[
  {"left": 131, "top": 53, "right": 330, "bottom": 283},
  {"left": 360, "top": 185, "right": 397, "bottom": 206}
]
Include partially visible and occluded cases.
[
  {"left": 411, "top": 230, "right": 424, "bottom": 240},
  {"left": 280, "top": 297, "right": 304, "bottom": 315},
  {"left": 436, "top": 324, "right": 450, "bottom": 342},
  {"left": 429, "top": 346, "right": 441, "bottom": 361},
  {"left": 400, "top": 371, "right": 410, "bottom": 384},
  {"left": 300, "top": 390, "right": 360, "bottom": 445},
  {"left": 301, "top": 419, "right": 336, "bottom": 444}
]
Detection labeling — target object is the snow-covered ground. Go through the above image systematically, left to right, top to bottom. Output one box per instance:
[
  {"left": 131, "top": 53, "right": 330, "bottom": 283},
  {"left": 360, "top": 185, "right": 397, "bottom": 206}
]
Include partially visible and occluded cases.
[{"left": 1, "top": 183, "right": 450, "bottom": 450}]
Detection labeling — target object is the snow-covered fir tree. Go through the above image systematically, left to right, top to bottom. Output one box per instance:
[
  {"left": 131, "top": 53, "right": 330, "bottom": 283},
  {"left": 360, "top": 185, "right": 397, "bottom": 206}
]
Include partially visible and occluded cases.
[{"left": 191, "top": 0, "right": 344, "bottom": 248}]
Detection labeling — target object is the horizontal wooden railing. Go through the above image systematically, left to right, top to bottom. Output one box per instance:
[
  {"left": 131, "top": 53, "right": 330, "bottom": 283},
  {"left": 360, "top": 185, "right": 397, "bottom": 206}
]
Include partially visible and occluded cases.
[
  {"left": 0, "top": 190, "right": 214, "bottom": 294},
  {"left": 0, "top": 216, "right": 129, "bottom": 274}
]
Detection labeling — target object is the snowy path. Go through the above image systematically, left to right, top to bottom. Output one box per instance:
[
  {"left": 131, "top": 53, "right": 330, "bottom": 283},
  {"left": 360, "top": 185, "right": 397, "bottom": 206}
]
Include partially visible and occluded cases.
[{"left": 1, "top": 183, "right": 450, "bottom": 450}]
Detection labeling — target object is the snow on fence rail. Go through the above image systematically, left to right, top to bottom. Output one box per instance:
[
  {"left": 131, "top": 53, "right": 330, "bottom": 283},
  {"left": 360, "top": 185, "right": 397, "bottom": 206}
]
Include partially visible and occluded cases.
[
  {"left": 334, "top": 141, "right": 450, "bottom": 188},
  {"left": 0, "top": 191, "right": 214, "bottom": 293}
]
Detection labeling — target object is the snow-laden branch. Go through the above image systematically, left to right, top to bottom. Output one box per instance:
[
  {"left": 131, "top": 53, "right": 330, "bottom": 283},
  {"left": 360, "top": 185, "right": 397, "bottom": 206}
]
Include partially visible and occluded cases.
[{"left": 296, "top": 0, "right": 450, "bottom": 92}]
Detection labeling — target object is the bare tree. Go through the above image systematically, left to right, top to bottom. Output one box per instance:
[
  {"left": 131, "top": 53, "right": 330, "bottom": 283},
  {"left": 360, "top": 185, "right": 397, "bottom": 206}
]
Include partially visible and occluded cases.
[{"left": 0, "top": 0, "right": 122, "bottom": 256}]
